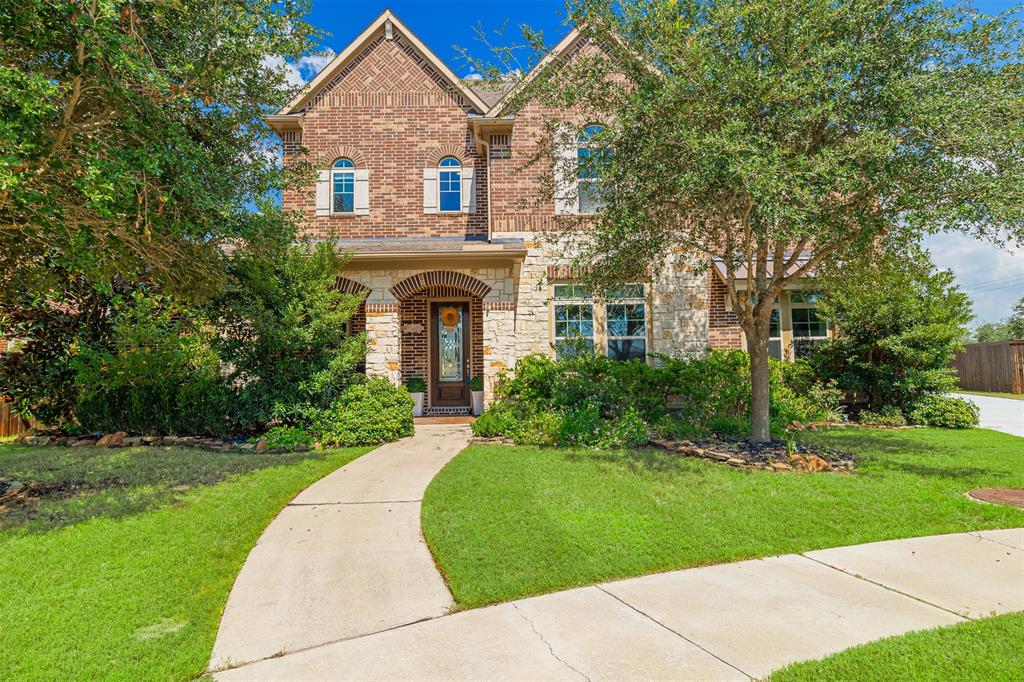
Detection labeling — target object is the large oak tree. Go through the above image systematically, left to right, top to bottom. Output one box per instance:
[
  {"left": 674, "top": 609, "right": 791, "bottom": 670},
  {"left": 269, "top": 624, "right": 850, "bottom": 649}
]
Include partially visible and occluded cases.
[{"left": 497, "top": 0, "right": 1024, "bottom": 442}]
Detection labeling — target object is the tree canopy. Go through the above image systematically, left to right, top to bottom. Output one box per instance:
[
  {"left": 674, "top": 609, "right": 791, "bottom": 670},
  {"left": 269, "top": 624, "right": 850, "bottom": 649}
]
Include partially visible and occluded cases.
[{"left": 487, "top": 0, "right": 1024, "bottom": 441}]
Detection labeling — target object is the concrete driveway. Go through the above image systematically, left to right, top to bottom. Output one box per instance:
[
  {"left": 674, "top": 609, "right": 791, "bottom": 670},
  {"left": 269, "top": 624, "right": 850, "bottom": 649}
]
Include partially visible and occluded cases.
[
  {"left": 952, "top": 392, "right": 1024, "bottom": 437},
  {"left": 214, "top": 528, "right": 1024, "bottom": 680}
]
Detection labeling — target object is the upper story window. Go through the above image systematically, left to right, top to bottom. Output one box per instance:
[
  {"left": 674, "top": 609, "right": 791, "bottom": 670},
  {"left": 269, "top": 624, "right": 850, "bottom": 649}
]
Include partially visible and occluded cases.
[
  {"left": 577, "top": 124, "right": 606, "bottom": 214},
  {"left": 438, "top": 157, "right": 462, "bottom": 212},
  {"left": 331, "top": 158, "right": 355, "bottom": 214},
  {"left": 606, "top": 284, "right": 647, "bottom": 361}
]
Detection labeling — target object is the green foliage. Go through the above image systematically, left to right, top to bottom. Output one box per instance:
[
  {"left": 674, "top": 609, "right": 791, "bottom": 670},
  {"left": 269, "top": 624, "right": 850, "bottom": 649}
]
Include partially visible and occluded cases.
[
  {"left": 0, "top": 0, "right": 322, "bottom": 299},
  {"left": 478, "top": 0, "right": 1024, "bottom": 443},
  {"left": 205, "top": 241, "right": 367, "bottom": 430},
  {"left": 811, "top": 247, "right": 972, "bottom": 410},
  {"left": 71, "top": 294, "right": 230, "bottom": 435},
  {"left": 973, "top": 295, "right": 1024, "bottom": 342},
  {"left": 473, "top": 350, "right": 842, "bottom": 445},
  {"left": 469, "top": 376, "right": 484, "bottom": 391},
  {"left": 406, "top": 377, "right": 427, "bottom": 393},
  {"left": 316, "top": 379, "right": 414, "bottom": 447},
  {"left": 907, "top": 395, "right": 980, "bottom": 429},
  {"left": 859, "top": 406, "right": 908, "bottom": 428},
  {"left": 260, "top": 425, "right": 313, "bottom": 450}
]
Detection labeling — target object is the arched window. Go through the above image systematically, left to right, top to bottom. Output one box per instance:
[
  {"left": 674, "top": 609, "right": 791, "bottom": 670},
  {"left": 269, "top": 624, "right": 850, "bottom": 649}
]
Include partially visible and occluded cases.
[
  {"left": 577, "top": 124, "right": 606, "bottom": 214},
  {"left": 438, "top": 157, "right": 462, "bottom": 212},
  {"left": 331, "top": 158, "right": 355, "bottom": 214}
]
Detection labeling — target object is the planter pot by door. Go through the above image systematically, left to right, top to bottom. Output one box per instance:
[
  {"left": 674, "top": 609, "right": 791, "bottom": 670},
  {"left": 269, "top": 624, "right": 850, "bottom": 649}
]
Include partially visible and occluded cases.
[
  {"left": 471, "top": 390, "right": 484, "bottom": 416},
  {"left": 411, "top": 391, "right": 424, "bottom": 417}
]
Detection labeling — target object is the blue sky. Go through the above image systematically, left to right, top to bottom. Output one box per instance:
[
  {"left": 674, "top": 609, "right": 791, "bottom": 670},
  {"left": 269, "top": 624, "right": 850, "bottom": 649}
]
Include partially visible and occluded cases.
[{"left": 292, "top": 0, "right": 1024, "bottom": 325}]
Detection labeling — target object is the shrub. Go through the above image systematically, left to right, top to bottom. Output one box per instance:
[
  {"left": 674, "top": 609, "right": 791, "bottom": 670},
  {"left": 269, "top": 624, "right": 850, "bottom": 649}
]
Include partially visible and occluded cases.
[
  {"left": 810, "top": 247, "right": 971, "bottom": 410},
  {"left": 72, "top": 294, "right": 231, "bottom": 435},
  {"left": 475, "top": 349, "right": 840, "bottom": 446},
  {"left": 469, "top": 376, "right": 484, "bottom": 391},
  {"left": 406, "top": 377, "right": 426, "bottom": 393},
  {"left": 316, "top": 378, "right": 414, "bottom": 446},
  {"left": 907, "top": 395, "right": 980, "bottom": 429},
  {"left": 858, "top": 406, "right": 907, "bottom": 427},
  {"left": 260, "top": 425, "right": 313, "bottom": 450}
]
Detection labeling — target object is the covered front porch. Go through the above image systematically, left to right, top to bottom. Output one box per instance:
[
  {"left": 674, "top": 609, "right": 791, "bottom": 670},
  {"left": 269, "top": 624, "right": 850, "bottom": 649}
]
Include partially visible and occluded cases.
[{"left": 334, "top": 238, "right": 526, "bottom": 414}]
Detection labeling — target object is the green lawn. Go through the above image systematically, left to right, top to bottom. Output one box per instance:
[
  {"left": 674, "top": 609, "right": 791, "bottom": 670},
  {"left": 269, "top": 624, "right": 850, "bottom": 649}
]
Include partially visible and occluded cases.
[
  {"left": 957, "top": 389, "right": 1024, "bottom": 401},
  {"left": 422, "top": 428, "right": 1024, "bottom": 609},
  {"left": 0, "top": 443, "right": 369, "bottom": 680},
  {"left": 771, "top": 611, "right": 1024, "bottom": 681}
]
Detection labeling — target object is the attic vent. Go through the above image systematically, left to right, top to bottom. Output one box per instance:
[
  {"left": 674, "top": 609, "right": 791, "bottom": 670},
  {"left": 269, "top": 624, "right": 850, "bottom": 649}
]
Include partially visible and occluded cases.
[{"left": 384, "top": 19, "right": 394, "bottom": 40}]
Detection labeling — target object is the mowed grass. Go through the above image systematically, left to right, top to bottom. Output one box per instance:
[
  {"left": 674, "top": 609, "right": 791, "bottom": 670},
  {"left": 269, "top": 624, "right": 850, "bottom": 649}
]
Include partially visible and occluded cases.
[
  {"left": 957, "top": 389, "right": 1024, "bottom": 401},
  {"left": 422, "top": 428, "right": 1024, "bottom": 609},
  {"left": 0, "top": 443, "right": 369, "bottom": 680},
  {"left": 771, "top": 611, "right": 1024, "bottom": 681}
]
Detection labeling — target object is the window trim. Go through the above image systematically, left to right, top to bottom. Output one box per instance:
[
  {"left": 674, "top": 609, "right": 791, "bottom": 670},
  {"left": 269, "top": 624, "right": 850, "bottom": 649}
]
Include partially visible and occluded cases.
[
  {"left": 577, "top": 124, "right": 606, "bottom": 215},
  {"left": 438, "top": 156, "right": 462, "bottom": 214},
  {"left": 330, "top": 158, "right": 355, "bottom": 215},
  {"left": 551, "top": 283, "right": 595, "bottom": 358},
  {"left": 605, "top": 284, "right": 648, "bottom": 361},
  {"left": 789, "top": 292, "right": 828, "bottom": 339}
]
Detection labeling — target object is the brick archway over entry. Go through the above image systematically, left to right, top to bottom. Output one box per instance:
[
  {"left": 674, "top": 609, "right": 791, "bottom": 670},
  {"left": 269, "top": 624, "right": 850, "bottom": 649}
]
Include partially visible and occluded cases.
[
  {"left": 390, "top": 270, "right": 491, "bottom": 301},
  {"left": 391, "top": 271, "right": 487, "bottom": 412}
]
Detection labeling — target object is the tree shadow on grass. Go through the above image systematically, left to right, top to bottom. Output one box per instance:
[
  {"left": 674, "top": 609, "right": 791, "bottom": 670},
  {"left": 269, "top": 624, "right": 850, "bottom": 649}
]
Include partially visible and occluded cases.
[
  {"left": 0, "top": 444, "right": 329, "bottom": 535},
  {"left": 560, "top": 446, "right": 714, "bottom": 477}
]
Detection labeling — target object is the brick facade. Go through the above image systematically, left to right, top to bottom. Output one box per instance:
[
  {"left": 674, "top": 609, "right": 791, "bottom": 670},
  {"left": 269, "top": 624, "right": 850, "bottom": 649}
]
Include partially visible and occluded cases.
[
  {"left": 273, "top": 12, "right": 754, "bottom": 407},
  {"left": 707, "top": 269, "right": 744, "bottom": 349}
]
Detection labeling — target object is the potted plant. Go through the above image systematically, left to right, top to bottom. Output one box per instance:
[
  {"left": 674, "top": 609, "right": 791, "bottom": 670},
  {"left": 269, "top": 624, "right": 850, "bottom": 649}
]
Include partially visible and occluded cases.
[
  {"left": 469, "top": 376, "right": 484, "bottom": 416},
  {"left": 407, "top": 377, "right": 426, "bottom": 417}
]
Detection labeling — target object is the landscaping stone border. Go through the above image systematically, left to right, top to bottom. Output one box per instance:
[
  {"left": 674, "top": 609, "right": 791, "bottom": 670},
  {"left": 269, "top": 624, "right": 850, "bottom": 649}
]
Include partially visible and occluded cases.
[
  {"left": 14, "top": 431, "right": 310, "bottom": 454},
  {"left": 650, "top": 436, "right": 857, "bottom": 473}
]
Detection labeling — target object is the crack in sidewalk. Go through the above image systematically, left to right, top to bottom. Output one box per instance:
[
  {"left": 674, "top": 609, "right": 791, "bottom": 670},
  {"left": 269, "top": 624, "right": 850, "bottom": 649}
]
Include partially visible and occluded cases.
[{"left": 510, "top": 602, "right": 591, "bottom": 682}]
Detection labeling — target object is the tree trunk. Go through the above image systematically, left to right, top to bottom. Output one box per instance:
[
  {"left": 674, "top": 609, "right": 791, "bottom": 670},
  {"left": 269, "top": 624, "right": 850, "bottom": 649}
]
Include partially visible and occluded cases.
[{"left": 745, "top": 322, "right": 772, "bottom": 444}]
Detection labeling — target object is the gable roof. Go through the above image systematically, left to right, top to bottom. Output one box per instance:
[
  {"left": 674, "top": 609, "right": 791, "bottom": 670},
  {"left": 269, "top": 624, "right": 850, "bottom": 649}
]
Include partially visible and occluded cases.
[
  {"left": 277, "top": 9, "right": 490, "bottom": 116},
  {"left": 482, "top": 27, "right": 584, "bottom": 118}
]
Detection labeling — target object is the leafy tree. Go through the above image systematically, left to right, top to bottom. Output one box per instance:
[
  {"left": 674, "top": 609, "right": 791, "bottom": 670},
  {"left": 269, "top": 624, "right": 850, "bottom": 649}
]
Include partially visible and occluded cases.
[
  {"left": 0, "top": 0, "right": 324, "bottom": 421},
  {"left": 485, "top": 0, "right": 1024, "bottom": 442},
  {"left": 203, "top": 241, "right": 368, "bottom": 430},
  {"left": 810, "top": 247, "right": 971, "bottom": 410},
  {"left": 1008, "top": 295, "right": 1024, "bottom": 339},
  {"left": 973, "top": 320, "right": 1014, "bottom": 343}
]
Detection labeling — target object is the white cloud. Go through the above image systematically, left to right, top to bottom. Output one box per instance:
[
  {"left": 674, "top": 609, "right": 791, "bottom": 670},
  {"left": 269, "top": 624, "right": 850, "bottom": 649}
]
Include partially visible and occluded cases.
[
  {"left": 261, "top": 49, "right": 336, "bottom": 88},
  {"left": 463, "top": 71, "right": 483, "bottom": 80},
  {"left": 922, "top": 232, "right": 1024, "bottom": 324}
]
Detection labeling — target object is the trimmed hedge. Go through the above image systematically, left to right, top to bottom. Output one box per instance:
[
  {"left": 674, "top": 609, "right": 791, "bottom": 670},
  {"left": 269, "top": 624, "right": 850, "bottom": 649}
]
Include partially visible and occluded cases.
[
  {"left": 317, "top": 378, "right": 415, "bottom": 446},
  {"left": 908, "top": 395, "right": 980, "bottom": 429}
]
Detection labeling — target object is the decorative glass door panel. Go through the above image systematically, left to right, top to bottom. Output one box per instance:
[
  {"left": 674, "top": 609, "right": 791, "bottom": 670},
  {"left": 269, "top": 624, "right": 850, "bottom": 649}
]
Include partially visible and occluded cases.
[{"left": 438, "top": 306, "right": 463, "bottom": 381}]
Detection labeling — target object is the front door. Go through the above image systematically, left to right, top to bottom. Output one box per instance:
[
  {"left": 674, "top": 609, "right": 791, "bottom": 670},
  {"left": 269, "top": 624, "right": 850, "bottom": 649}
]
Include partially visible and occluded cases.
[{"left": 430, "top": 302, "right": 470, "bottom": 407}]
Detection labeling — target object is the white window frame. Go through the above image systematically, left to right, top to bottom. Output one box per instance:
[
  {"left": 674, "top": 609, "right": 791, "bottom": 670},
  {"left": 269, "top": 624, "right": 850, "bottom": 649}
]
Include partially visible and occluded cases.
[
  {"left": 577, "top": 124, "right": 606, "bottom": 215},
  {"left": 438, "top": 157, "right": 462, "bottom": 214},
  {"left": 331, "top": 159, "right": 355, "bottom": 215},
  {"left": 551, "top": 284, "right": 595, "bottom": 358},
  {"left": 605, "top": 284, "right": 648, "bottom": 361},
  {"left": 790, "top": 291, "right": 828, "bottom": 358}
]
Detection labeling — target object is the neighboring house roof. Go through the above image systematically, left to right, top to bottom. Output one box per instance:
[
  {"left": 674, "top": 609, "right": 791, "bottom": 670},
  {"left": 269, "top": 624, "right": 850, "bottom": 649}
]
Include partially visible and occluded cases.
[{"left": 275, "top": 9, "right": 490, "bottom": 117}]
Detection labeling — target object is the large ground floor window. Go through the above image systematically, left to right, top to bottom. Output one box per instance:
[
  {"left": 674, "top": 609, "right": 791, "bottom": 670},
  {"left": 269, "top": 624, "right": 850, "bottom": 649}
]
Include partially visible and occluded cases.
[{"left": 551, "top": 283, "right": 649, "bottom": 361}]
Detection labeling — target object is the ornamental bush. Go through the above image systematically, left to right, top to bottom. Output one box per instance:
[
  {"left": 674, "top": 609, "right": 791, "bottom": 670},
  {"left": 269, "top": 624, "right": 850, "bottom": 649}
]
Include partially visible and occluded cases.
[
  {"left": 72, "top": 293, "right": 231, "bottom": 435},
  {"left": 473, "top": 350, "right": 843, "bottom": 446},
  {"left": 316, "top": 378, "right": 414, "bottom": 446},
  {"left": 907, "top": 395, "right": 980, "bottom": 429},
  {"left": 858, "top": 406, "right": 908, "bottom": 428}
]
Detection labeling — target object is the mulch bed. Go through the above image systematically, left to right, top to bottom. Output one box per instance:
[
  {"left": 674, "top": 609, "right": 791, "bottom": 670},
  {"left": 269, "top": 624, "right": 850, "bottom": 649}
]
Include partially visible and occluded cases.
[
  {"left": 650, "top": 435, "right": 858, "bottom": 473},
  {"left": 968, "top": 488, "right": 1024, "bottom": 509}
]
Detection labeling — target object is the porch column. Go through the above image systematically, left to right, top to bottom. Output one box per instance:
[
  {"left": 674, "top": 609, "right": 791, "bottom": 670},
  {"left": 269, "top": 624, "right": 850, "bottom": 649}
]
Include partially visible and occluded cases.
[
  {"left": 482, "top": 302, "right": 516, "bottom": 406},
  {"left": 364, "top": 303, "right": 401, "bottom": 385}
]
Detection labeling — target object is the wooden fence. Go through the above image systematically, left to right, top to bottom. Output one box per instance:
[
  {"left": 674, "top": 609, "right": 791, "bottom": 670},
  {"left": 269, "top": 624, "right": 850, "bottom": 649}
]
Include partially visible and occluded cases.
[
  {"left": 951, "top": 340, "right": 1024, "bottom": 394},
  {"left": 0, "top": 399, "right": 31, "bottom": 438}
]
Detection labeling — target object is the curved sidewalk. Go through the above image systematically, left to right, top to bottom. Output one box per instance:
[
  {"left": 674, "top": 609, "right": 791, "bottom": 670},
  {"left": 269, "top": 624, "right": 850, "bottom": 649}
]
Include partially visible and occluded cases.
[
  {"left": 209, "top": 423, "right": 471, "bottom": 671},
  {"left": 215, "top": 527, "right": 1024, "bottom": 680}
]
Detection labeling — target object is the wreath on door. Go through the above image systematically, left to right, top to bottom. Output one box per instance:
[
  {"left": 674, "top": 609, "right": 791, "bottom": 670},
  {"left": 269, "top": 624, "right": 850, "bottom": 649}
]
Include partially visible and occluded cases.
[{"left": 439, "top": 306, "right": 460, "bottom": 331}]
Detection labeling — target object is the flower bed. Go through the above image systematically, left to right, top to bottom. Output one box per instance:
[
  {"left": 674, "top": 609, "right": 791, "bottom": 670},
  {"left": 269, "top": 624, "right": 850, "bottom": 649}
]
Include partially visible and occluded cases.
[{"left": 650, "top": 436, "right": 857, "bottom": 473}]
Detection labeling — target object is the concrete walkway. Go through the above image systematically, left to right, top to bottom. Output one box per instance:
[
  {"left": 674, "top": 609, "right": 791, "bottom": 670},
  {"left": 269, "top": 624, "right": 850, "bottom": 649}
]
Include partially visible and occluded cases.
[
  {"left": 952, "top": 392, "right": 1024, "bottom": 437},
  {"left": 209, "top": 424, "right": 471, "bottom": 671},
  {"left": 215, "top": 528, "right": 1024, "bottom": 680}
]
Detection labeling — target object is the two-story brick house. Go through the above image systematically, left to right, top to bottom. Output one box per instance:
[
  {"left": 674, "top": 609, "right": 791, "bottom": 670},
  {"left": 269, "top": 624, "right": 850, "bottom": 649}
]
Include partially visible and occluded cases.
[{"left": 265, "top": 10, "right": 829, "bottom": 414}]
